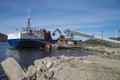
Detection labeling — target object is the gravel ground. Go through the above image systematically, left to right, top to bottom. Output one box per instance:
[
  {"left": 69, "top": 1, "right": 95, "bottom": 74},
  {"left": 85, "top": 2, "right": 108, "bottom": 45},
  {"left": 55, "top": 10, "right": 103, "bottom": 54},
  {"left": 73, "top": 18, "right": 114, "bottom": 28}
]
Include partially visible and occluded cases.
[{"left": 50, "top": 54, "right": 120, "bottom": 80}]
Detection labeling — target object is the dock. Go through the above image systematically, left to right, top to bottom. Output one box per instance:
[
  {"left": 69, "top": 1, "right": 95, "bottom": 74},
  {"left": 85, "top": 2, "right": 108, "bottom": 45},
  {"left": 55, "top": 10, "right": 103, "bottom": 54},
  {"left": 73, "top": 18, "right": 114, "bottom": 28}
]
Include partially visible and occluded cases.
[{"left": 57, "top": 45, "right": 82, "bottom": 50}]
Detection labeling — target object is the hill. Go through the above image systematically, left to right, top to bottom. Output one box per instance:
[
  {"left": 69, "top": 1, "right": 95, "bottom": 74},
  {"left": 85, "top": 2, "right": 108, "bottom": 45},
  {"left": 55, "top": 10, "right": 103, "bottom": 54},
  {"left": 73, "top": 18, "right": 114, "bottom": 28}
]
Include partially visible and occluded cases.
[
  {"left": 0, "top": 33, "right": 7, "bottom": 42},
  {"left": 83, "top": 37, "right": 120, "bottom": 46}
]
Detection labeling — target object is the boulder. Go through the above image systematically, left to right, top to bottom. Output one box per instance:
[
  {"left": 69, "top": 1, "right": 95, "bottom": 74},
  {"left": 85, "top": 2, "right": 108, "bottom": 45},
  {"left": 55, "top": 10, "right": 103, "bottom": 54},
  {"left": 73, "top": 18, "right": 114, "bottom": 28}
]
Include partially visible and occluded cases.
[
  {"left": 1, "top": 57, "right": 25, "bottom": 80},
  {"left": 45, "top": 62, "right": 54, "bottom": 70},
  {"left": 25, "top": 65, "right": 36, "bottom": 80}
]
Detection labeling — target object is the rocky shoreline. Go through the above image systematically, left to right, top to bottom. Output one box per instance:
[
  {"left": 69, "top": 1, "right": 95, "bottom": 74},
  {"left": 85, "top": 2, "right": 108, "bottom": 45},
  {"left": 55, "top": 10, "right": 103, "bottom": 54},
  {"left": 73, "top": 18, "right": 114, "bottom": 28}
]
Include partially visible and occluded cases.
[{"left": 1, "top": 46, "right": 120, "bottom": 80}]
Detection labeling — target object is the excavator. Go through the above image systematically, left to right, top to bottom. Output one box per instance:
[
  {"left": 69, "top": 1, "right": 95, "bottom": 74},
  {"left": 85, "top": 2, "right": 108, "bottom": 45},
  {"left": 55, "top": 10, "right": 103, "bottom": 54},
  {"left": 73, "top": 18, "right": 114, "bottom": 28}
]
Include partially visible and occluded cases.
[{"left": 52, "top": 28, "right": 67, "bottom": 43}]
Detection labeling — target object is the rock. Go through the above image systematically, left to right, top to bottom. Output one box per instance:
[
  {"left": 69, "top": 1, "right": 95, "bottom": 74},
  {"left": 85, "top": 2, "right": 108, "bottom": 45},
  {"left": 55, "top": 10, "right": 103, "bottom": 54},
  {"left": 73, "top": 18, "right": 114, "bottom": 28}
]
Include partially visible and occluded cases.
[
  {"left": 114, "top": 51, "right": 119, "bottom": 55},
  {"left": 2, "top": 52, "right": 120, "bottom": 80},
  {"left": 103, "top": 52, "right": 109, "bottom": 56},
  {"left": 59, "top": 55, "right": 71, "bottom": 60},
  {"left": 1, "top": 57, "right": 25, "bottom": 80},
  {"left": 1, "top": 57, "right": 55, "bottom": 80},
  {"left": 41, "top": 57, "right": 52, "bottom": 64},
  {"left": 34, "top": 59, "right": 46, "bottom": 71},
  {"left": 34, "top": 59, "right": 55, "bottom": 80},
  {"left": 34, "top": 59, "right": 47, "bottom": 79},
  {"left": 82, "top": 60, "right": 91, "bottom": 64},
  {"left": 45, "top": 62, "right": 54, "bottom": 70},
  {"left": 49, "top": 63, "right": 66, "bottom": 71},
  {"left": 25, "top": 65, "right": 36, "bottom": 80},
  {"left": 36, "top": 65, "right": 45, "bottom": 80},
  {"left": 54, "top": 66, "right": 71, "bottom": 80},
  {"left": 36, "top": 68, "right": 54, "bottom": 80},
  {"left": 44, "top": 71, "right": 54, "bottom": 79},
  {"left": 36, "top": 72, "right": 45, "bottom": 80},
  {"left": 50, "top": 77, "right": 58, "bottom": 80}
]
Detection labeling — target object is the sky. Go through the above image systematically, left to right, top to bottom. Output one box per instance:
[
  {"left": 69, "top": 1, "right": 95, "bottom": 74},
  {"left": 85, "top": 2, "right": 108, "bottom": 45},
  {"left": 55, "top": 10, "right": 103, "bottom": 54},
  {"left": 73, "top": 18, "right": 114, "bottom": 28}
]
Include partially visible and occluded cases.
[{"left": 0, "top": 0, "right": 120, "bottom": 39}]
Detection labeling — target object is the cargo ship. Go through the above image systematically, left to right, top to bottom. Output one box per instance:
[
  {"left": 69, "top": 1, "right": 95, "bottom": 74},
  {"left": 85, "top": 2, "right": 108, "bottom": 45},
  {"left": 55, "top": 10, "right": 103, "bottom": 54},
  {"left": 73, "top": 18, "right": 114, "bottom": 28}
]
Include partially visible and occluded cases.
[{"left": 8, "top": 13, "right": 56, "bottom": 48}]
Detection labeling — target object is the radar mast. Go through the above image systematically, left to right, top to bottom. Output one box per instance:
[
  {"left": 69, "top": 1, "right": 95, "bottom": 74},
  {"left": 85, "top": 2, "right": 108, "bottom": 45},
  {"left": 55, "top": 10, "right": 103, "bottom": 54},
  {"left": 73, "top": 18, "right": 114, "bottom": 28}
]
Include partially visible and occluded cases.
[{"left": 27, "top": 9, "right": 31, "bottom": 30}]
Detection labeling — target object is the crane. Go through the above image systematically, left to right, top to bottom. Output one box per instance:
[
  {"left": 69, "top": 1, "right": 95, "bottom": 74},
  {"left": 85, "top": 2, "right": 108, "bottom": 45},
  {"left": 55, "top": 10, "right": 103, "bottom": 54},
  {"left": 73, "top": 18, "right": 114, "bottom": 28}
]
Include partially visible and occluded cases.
[
  {"left": 52, "top": 28, "right": 66, "bottom": 42},
  {"left": 52, "top": 28, "right": 62, "bottom": 36}
]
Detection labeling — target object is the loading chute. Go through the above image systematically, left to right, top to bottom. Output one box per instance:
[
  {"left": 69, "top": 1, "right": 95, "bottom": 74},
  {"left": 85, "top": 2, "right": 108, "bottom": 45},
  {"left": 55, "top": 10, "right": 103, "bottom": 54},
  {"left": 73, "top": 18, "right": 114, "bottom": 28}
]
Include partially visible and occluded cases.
[{"left": 64, "top": 29, "right": 120, "bottom": 45}]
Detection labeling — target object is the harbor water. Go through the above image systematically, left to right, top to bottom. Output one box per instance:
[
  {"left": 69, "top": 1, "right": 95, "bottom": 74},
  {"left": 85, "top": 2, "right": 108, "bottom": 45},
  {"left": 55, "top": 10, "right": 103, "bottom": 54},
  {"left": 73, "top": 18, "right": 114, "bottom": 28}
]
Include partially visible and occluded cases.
[{"left": 0, "top": 42, "right": 100, "bottom": 80}]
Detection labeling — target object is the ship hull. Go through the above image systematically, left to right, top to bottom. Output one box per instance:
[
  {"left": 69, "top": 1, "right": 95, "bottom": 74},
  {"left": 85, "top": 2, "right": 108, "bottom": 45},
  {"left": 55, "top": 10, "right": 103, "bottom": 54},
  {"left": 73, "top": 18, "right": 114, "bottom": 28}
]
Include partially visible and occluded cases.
[{"left": 8, "top": 39, "right": 56, "bottom": 48}]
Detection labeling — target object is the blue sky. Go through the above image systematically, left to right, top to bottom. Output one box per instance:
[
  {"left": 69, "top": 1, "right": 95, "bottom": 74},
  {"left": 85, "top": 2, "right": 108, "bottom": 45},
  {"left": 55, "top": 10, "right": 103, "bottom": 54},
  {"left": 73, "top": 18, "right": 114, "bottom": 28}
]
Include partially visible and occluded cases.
[{"left": 0, "top": 0, "right": 120, "bottom": 39}]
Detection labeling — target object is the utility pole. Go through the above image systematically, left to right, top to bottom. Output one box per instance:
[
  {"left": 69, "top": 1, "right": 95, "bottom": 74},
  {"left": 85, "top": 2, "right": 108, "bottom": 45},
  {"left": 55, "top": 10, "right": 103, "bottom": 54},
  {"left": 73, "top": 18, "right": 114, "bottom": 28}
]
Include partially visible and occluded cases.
[
  {"left": 115, "top": 28, "right": 118, "bottom": 40},
  {"left": 117, "top": 29, "right": 120, "bottom": 37},
  {"left": 101, "top": 30, "right": 103, "bottom": 45},
  {"left": 101, "top": 30, "right": 104, "bottom": 52},
  {"left": 101, "top": 30, "right": 104, "bottom": 46}
]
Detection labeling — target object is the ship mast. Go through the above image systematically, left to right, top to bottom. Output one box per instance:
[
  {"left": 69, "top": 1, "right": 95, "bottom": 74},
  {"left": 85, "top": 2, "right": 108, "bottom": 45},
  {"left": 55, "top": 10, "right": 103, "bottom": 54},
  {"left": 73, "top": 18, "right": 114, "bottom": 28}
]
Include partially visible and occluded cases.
[{"left": 27, "top": 9, "right": 31, "bottom": 30}]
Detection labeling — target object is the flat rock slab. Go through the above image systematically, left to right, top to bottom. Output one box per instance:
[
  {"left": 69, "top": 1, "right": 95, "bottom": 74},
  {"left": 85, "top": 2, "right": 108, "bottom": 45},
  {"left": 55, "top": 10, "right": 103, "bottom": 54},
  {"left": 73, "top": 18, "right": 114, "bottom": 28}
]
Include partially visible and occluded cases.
[{"left": 1, "top": 57, "right": 25, "bottom": 80}]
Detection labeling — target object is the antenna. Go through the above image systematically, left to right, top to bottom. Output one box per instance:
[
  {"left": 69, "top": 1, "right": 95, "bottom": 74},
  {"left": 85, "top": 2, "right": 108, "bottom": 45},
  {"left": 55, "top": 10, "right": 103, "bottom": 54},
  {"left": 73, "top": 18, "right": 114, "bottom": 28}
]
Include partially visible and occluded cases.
[
  {"left": 27, "top": 9, "right": 31, "bottom": 30},
  {"left": 28, "top": 9, "right": 30, "bottom": 19}
]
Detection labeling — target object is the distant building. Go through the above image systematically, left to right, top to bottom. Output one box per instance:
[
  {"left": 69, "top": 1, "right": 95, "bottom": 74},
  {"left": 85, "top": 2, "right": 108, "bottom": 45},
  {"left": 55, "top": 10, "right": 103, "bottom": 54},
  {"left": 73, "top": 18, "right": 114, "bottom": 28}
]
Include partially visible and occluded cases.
[{"left": 0, "top": 33, "right": 7, "bottom": 42}]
